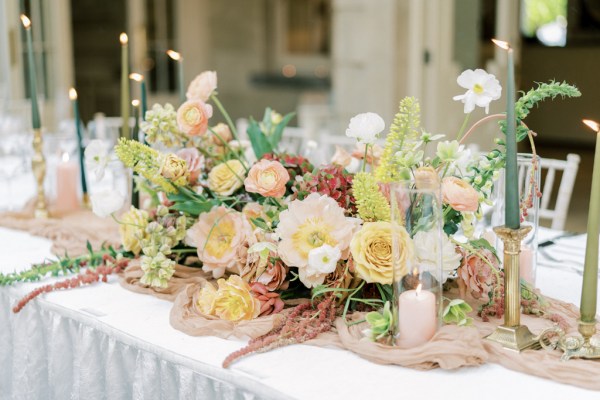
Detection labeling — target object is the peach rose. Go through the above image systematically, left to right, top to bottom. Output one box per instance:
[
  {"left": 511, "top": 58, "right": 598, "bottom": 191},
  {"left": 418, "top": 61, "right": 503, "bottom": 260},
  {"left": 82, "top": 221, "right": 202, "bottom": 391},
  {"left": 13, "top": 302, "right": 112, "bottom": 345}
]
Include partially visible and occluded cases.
[
  {"left": 186, "top": 71, "right": 217, "bottom": 102},
  {"left": 177, "top": 100, "right": 213, "bottom": 136},
  {"left": 210, "top": 123, "right": 233, "bottom": 145},
  {"left": 176, "top": 147, "right": 204, "bottom": 184},
  {"left": 244, "top": 159, "right": 290, "bottom": 198},
  {"left": 441, "top": 176, "right": 479, "bottom": 212}
]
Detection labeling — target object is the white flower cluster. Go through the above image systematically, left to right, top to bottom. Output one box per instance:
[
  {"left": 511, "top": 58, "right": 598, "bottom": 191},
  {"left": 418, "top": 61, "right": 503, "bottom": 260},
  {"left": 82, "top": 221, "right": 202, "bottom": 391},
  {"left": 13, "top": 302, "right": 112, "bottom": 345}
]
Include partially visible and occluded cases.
[{"left": 141, "top": 103, "right": 188, "bottom": 147}]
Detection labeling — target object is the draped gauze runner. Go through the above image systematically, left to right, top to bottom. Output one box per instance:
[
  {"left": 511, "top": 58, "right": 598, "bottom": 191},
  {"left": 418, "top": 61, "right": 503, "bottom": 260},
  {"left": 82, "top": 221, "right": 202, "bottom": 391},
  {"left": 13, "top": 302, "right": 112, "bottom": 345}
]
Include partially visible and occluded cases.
[{"left": 2, "top": 209, "right": 600, "bottom": 391}]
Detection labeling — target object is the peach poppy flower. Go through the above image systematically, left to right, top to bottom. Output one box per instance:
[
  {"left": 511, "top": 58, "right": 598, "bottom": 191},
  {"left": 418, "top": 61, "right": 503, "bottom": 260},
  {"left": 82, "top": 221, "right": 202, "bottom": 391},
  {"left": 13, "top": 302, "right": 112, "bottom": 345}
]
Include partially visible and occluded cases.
[
  {"left": 177, "top": 100, "right": 213, "bottom": 136},
  {"left": 244, "top": 159, "right": 290, "bottom": 198}
]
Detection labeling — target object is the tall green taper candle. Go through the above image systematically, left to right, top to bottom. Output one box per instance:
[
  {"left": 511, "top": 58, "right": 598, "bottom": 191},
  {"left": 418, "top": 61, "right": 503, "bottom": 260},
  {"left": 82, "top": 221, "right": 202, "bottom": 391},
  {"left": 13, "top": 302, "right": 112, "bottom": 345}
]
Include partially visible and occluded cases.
[
  {"left": 21, "top": 15, "right": 40, "bottom": 129},
  {"left": 120, "top": 33, "right": 130, "bottom": 139},
  {"left": 494, "top": 39, "right": 520, "bottom": 229},
  {"left": 167, "top": 50, "right": 185, "bottom": 104},
  {"left": 129, "top": 73, "right": 147, "bottom": 119},
  {"left": 69, "top": 88, "right": 87, "bottom": 195},
  {"left": 131, "top": 99, "right": 140, "bottom": 209},
  {"left": 581, "top": 119, "right": 600, "bottom": 322}
]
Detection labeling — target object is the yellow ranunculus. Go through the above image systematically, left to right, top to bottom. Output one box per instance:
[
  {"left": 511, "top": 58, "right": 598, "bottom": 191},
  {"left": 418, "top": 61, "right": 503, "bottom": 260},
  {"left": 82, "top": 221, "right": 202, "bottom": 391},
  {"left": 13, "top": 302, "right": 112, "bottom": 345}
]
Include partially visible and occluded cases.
[
  {"left": 159, "top": 153, "right": 189, "bottom": 186},
  {"left": 208, "top": 160, "right": 246, "bottom": 196},
  {"left": 119, "top": 206, "right": 149, "bottom": 255},
  {"left": 350, "top": 221, "right": 415, "bottom": 284},
  {"left": 212, "top": 275, "right": 260, "bottom": 321}
]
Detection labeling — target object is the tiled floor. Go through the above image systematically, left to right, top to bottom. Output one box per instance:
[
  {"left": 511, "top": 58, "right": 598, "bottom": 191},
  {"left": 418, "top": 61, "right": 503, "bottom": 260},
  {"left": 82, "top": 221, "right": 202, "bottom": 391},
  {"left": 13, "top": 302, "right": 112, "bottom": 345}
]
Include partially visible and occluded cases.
[{"left": 535, "top": 144, "right": 594, "bottom": 233}]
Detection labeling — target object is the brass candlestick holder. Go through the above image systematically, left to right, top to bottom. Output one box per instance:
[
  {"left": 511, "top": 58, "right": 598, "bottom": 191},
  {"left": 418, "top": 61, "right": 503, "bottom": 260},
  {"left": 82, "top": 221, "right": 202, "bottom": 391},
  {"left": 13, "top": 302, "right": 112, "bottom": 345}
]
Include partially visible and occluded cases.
[
  {"left": 31, "top": 128, "right": 48, "bottom": 218},
  {"left": 486, "top": 225, "right": 538, "bottom": 351},
  {"left": 539, "top": 320, "right": 600, "bottom": 361}
]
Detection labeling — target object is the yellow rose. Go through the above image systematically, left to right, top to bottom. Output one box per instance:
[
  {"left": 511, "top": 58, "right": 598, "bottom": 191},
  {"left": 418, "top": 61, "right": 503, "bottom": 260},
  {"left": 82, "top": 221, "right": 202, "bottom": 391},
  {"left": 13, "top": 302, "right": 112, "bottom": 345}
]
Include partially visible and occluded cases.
[
  {"left": 159, "top": 153, "right": 189, "bottom": 186},
  {"left": 208, "top": 160, "right": 246, "bottom": 196},
  {"left": 119, "top": 206, "right": 149, "bottom": 255},
  {"left": 350, "top": 221, "right": 415, "bottom": 284},
  {"left": 212, "top": 275, "right": 260, "bottom": 321},
  {"left": 196, "top": 282, "right": 217, "bottom": 315}
]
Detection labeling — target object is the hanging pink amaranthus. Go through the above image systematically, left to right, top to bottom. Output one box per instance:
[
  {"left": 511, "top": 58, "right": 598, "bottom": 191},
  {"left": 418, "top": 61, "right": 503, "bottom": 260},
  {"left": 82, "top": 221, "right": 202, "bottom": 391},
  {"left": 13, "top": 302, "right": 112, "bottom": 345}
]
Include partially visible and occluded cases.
[{"left": 223, "top": 296, "right": 337, "bottom": 368}]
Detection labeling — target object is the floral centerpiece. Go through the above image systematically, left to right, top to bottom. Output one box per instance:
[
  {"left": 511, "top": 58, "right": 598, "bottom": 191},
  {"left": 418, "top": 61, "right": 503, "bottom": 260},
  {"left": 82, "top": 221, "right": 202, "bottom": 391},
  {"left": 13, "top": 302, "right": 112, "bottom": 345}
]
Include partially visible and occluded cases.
[{"left": 1, "top": 68, "right": 580, "bottom": 364}]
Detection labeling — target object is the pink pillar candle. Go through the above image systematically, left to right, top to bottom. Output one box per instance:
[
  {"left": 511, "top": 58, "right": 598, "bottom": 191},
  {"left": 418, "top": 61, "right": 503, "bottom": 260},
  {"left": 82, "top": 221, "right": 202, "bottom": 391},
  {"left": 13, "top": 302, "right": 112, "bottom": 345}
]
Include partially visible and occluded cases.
[
  {"left": 56, "top": 153, "right": 80, "bottom": 212},
  {"left": 519, "top": 244, "right": 534, "bottom": 284},
  {"left": 397, "top": 284, "right": 437, "bottom": 347}
]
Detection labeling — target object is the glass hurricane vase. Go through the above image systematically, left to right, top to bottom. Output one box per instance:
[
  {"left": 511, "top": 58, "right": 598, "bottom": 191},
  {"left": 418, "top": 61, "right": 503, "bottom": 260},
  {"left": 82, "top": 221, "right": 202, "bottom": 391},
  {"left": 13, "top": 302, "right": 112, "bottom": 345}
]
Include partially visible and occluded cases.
[{"left": 389, "top": 180, "right": 443, "bottom": 348}]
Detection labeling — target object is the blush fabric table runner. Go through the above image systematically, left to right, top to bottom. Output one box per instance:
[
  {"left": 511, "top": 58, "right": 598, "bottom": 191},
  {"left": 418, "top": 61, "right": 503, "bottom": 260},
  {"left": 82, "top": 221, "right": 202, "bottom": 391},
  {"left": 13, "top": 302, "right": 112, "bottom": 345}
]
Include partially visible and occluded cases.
[{"left": 0, "top": 226, "right": 598, "bottom": 400}]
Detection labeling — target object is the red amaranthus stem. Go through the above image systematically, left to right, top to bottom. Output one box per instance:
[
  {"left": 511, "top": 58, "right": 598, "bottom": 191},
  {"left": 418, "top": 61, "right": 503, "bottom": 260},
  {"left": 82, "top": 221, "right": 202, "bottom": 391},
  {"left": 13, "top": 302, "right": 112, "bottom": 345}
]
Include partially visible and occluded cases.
[
  {"left": 12, "top": 255, "right": 129, "bottom": 313},
  {"left": 223, "top": 296, "right": 337, "bottom": 368}
]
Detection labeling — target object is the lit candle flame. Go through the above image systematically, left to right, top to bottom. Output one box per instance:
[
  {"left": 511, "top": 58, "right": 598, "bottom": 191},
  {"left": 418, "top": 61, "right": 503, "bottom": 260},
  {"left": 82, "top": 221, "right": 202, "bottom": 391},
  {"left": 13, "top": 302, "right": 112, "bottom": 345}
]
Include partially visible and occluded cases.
[
  {"left": 20, "top": 14, "right": 31, "bottom": 29},
  {"left": 120, "top": 33, "right": 128, "bottom": 45},
  {"left": 491, "top": 38, "right": 511, "bottom": 51},
  {"left": 166, "top": 50, "right": 182, "bottom": 61},
  {"left": 129, "top": 73, "right": 144, "bottom": 82},
  {"left": 69, "top": 88, "right": 77, "bottom": 101},
  {"left": 132, "top": 99, "right": 140, "bottom": 107},
  {"left": 583, "top": 119, "right": 600, "bottom": 132},
  {"left": 62, "top": 152, "right": 70, "bottom": 163},
  {"left": 412, "top": 267, "right": 419, "bottom": 276},
  {"left": 416, "top": 283, "right": 422, "bottom": 296}
]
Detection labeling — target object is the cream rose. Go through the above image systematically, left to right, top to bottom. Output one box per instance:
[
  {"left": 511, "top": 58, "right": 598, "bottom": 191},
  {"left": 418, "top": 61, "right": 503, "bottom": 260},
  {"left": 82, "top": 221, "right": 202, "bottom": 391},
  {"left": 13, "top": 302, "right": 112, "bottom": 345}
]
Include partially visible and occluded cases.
[
  {"left": 186, "top": 71, "right": 217, "bottom": 102},
  {"left": 177, "top": 100, "right": 213, "bottom": 136},
  {"left": 159, "top": 153, "right": 189, "bottom": 186},
  {"left": 244, "top": 159, "right": 289, "bottom": 198},
  {"left": 208, "top": 160, "right": 246, "bottom": 196},
  {"left": 414, "top": 166, "right": 439, "bottom": 190},
  {"left": 441, "top": 176, "right": 479, "bottom": 212},
  {"left": 350, "top": 221, "right": 415, "bottom": 284}
]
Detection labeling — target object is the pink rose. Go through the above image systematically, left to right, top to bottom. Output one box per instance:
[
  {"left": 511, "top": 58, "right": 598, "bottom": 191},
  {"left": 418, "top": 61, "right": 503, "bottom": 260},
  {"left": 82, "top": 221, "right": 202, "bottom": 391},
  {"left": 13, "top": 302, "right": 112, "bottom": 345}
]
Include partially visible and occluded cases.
[
  {"left": 186, "top": 71, "right": 217, "bottom": 102},
  {"left": 177, "top": 100, "right": 213, "bottom": 136},
  {"left": 176, "top": 147, "right": 204, "bottom": 184},
  {"left": 244, "top": 159, "right": 290, "bottom": 198},
  {"left": 441, "top": 176, "right": 479, "bottom": 212},
  {"left": 458, "top": 249, "right": 499, "bottom": 299}
]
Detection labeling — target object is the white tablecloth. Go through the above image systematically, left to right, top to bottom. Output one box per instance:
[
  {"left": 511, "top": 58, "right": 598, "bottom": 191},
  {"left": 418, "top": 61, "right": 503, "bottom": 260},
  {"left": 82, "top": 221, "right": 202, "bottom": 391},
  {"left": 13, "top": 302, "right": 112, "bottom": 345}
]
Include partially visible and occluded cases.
[{"left": 0, "top": 227, "right": 598, "bottom": 400}]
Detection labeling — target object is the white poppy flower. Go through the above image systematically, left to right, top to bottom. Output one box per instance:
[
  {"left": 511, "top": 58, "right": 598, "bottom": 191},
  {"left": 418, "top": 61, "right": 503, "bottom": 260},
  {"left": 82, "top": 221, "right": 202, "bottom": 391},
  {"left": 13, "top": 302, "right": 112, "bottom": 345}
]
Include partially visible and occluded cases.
[
  {"left": 453, "top": 69, "right": 502, "bottom": 114},
  {"left": 345, "top": 112, "right": 385, "bottom": 144},
  {"left": 84, "top": 139, "right": 110, "bottom": 181},
  {"left": 90, "top": 189, "right": 125, "bottom": 218},
  {"left": 413, "top": 230, "right": 462, "bottom": 283},
  {"left": 299, "top": 244, "right": 341, "bottom": 288}
]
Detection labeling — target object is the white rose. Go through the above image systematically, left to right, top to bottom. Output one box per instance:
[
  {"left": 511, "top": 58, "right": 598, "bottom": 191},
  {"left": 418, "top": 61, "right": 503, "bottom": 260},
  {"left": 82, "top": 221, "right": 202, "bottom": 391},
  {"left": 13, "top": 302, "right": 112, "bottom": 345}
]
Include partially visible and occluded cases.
[
  {"left": 345, "top": 112, "right": 385, "bottom": 144},
  {"left": 90, "top": 189, "right": 125, "bottom": 218},
  {"left": 413, "top": 230, "right": 462, "bottom": 282}
]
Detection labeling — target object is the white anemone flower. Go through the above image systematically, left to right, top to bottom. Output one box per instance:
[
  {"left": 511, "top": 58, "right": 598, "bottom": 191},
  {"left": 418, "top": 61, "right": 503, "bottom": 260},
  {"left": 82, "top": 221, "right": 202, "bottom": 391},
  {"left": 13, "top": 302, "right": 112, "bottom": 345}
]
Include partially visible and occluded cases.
[
  {"left": 453, "top": 69, "right": 502, "bottom": 114},
  {"left": 345, "top": 112, "right": 385, "bottom": 144},
  {"left": 84, "top": 139, "right": 110, "bottom": 181},
  {"left": 90, "top": 189, "right": 125, "bottom": 218},
  {"left": 300, "top": 244, "right": 342, "bottom": 288}
]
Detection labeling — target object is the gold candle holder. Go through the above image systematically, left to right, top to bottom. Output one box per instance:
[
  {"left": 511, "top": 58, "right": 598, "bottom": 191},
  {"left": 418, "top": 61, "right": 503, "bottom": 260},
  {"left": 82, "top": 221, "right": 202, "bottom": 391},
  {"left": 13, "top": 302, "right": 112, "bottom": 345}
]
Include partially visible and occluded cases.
[
  {"left": 31, "top": 128, "right": 48, "bottom": 218},
  {"left": 485, "top": 225, "right": 539, "bottom": 351},
  {"left": 539, "top": 320, "right": 600, "bottom": 361}
]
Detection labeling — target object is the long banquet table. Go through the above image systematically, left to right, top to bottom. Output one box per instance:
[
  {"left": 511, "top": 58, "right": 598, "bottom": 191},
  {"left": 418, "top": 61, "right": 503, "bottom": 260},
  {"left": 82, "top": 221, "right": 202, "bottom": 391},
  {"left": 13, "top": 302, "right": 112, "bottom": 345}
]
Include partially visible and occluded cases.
[{"left": 1, "top": 226, "right": 599, "bottom": 400}]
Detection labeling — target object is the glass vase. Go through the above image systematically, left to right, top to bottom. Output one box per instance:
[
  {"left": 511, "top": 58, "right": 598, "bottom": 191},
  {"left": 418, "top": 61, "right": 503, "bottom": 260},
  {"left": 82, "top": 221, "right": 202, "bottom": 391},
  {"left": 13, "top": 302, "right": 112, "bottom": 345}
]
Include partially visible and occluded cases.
[
  {"left": 491, "top": 153, "right": 541, "bottom": 285},
  {"left": 390, "top": 180, "right": 443, "bottom": 348}
]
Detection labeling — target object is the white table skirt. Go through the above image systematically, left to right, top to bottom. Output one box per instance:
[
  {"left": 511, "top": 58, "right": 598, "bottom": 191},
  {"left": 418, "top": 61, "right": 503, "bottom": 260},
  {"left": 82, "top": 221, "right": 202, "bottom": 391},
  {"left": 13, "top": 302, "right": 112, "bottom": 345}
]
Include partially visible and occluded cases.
[{"left": 0, "top": 227, "right": 598, "bottom": 400}]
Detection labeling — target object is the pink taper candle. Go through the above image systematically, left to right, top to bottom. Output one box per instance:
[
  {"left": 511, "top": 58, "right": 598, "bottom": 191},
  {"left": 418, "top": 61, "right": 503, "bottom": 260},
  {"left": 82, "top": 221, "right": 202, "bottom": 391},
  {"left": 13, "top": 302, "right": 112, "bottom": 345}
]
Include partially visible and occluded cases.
[
  {"left": 56, "top": 152, "right": 80, "bottom": 212},
  {"left": 398, "top": 284, "right": 437, "bottom": 347}
]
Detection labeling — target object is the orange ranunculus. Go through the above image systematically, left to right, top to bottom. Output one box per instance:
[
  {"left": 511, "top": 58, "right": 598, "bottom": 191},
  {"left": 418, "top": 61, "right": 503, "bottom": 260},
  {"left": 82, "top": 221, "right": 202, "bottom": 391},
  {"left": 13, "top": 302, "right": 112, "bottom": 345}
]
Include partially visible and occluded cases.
[
  {"left": 176, "top": 100, "right": 213, "bottom": 136},
  {"left": 244, "top": 159, "right": 290, "bottom": 198},
  {"left": 441, "top": 176, "right": 479, "bottom": 212}
]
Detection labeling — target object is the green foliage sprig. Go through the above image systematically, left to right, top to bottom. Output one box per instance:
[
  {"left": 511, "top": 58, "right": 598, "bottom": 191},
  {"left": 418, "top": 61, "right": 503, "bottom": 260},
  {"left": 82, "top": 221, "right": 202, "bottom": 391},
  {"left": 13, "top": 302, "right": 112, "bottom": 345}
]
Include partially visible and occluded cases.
[
  {"left": 499, "top": 81, "right": 581, "bottom": 141},
  {"left": 246, "top": 108, "right": 295, "bottom": 159},
  {"left": 0, "top": 242, "right": 118, "bottom": 286}
]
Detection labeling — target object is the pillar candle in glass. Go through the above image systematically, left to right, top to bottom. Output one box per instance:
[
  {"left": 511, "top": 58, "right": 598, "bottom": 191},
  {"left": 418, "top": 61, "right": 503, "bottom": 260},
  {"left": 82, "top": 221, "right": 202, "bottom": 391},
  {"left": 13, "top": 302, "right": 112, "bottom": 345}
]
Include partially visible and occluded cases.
[
  {"left": 20, "top": 14, "right": 40, "bottom": 129},
  {"left": 120, "top": 33, "right": 131, "bottom": 139},
  {"left": 167, "top": 50, "right": 185, "bottom": 104},
  {"left": 129, "top": 73, "right": 147, "bottom": 119},
  {"left": 69, "top": 88, "right": 87, "bottom": 196},
  {"left": 580, "top": 119, "right": 600, "bottom": 323},
  {"left": 56, "top": 152, "right": 80, "bottom": 212},
  {"left": 397, "top": 283, "right": 437, "bottom": 347}
]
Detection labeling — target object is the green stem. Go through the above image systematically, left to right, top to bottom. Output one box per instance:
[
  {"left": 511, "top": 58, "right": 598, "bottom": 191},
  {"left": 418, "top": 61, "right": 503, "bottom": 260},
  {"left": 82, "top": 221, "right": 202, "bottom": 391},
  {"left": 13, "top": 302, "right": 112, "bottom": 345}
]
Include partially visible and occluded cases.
[
  {"left": 210, "top": 93, "right": 240, "bottom": 142},
  {"left": 455, "top": 113, "right": 471, "bottom": 141},
  {"left": 208, "top": 126, "right": 250, "bottom": 171},
  {"left": 362, "top": 143, "right": 370, "bottom": 172}
]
